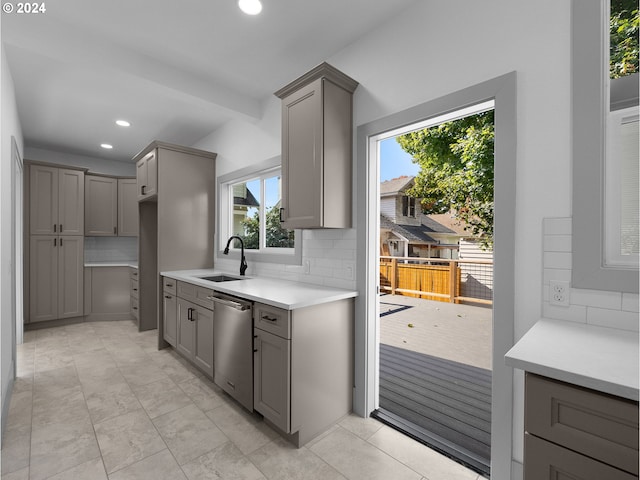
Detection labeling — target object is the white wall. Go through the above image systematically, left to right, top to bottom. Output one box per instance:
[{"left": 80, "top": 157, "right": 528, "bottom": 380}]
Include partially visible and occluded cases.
[
  {"left": 191, "top": 0, "right": 593, "bottom": 474},
  {"left": 1, "top": 44, "right": 24, "bottom": 443}
]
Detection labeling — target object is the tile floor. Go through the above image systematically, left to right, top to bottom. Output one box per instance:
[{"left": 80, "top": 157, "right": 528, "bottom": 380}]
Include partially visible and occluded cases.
[{"left": 1, "top": 320, "right": 484, "bottom": 480}]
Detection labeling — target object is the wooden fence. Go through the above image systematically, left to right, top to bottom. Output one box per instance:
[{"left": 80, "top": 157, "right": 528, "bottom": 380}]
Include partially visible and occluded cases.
[{"left": 380, "top": 256, "right": 493, "bottom": 305}]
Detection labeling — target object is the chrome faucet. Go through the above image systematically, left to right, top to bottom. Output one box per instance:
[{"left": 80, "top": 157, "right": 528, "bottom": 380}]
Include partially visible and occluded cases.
[{"left": 223, "top": 236, "right": 248, "bottom": 276}]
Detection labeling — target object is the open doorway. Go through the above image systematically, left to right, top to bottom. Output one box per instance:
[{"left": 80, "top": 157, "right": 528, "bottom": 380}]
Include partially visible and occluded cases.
[
  {"left": 354, "top": 72, "right": 517, "bottom": 480},
  {"left": 372, "top": 105, "right": 494, "bottom": 476}
]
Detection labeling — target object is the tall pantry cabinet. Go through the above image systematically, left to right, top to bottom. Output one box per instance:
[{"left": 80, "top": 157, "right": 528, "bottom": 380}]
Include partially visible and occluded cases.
[
  {"left": 134, "top": 142, "right": 216, "bottom": 340},
  {"left": 27, "top": 164, "right": 85, "bottom": 323}
]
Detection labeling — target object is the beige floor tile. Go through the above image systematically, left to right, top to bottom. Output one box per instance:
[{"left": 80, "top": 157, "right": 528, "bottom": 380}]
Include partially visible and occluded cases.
[
  {"left": 34, "top": 348, "right": 75, "bottom": 372},
  {"left": 159, "top": 356, "right": 201, "bottom": 384},
  {"left": 119, "top": 361, "right": 168, "bottom": 386},
  {"left": 33, "top": 365, "right": 79, "bottom": 393},
  {"left": 177, "top": 376, "right": 226, "bottom": 412},
  {"left": 131, "top": 377, "right": 193, "bottom": 418},
  {"left": 84, "top": 381, "right": 143, "bottom": 424},
  {"left": 32, "top": 384, "right": 90, "bottom": 427},
  {"left": 4, "top": 388, "right": 32, "bottom": 431},
  {"left": 206, "top": 402, "right": 278, "bottom": 455},
  {"left": 153, "top": 404, "right": 228, "bottom": 465},
  {"left": 94, "top": 409, "right": 166, "bottom": 474},
  {"left": 338, "top": 413, "right": 384, "bottom": 440},
  {"left": 29, "top": 418, "right": 101, "bottom": 480},
  {"left": 1, "top": 423, "right": 31, "bottom": 475},
  {"left": 309, "top": 426, "right": 421, "bottom": 480},
  {"left": 367, "top": 426, "right": 480, "bottom": 480},
  {"left": 249, "top": 437, "right": 347, "bottom": 480},
  {"left": 182, "top": 442, "right": 266, "bottom": 480},
  {"left": 108, "top": 449, "right": 187, "bottom": 480},
  {"left": 45, "top": 457, "right": 108, "bottom": 480},
  {"left": 0, "top": 466, "right": 29, "bottom": 480}
]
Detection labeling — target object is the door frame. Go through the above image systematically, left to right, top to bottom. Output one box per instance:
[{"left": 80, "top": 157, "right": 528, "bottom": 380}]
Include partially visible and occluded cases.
[{"left": 354, "top": 72, "right": 517, "bottom": 479}]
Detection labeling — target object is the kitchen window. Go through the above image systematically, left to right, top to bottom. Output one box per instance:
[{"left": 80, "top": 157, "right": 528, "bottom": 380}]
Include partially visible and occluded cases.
[{"left": 218, "top": 156, "right": 302, "bottom": 264}]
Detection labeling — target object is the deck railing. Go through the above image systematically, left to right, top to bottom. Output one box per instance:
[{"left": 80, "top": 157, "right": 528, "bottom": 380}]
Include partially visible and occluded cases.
[{"left": 380, "top": 256, "right": 493, "bottom": 305}]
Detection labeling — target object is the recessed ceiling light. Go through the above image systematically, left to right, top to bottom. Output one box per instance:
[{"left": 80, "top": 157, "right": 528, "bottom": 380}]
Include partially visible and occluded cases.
[
  {"left": 238, "top": 0, "right": 262, "bottom": 15},
  {"left": 116, "top": 120, "right": 130, "bottom": 127},
  {"left": 100, "top": 143, "right": 113, "bottom": 149}
]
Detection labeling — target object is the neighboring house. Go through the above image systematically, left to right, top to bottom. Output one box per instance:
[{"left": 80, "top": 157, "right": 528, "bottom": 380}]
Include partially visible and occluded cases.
[
  {"left": 379, "top": 176, "right": 489, "bottom": 260},
  {"left": 232, "top": 184, "right": 259, "bottom": 234}
]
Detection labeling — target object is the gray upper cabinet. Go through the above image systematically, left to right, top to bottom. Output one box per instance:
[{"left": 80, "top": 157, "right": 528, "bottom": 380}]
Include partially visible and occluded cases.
[
  {"left": 275, "top": 63, "right": 358, "bottom": 229},
  {"left": 136, "top": 150, "right": 158, "bottom": 201},
  {"left": 30, "top": 164, "right": 84, "bottom": 236},
  {"left": 85, "top": 175, "right": 118, "bottom": 236},
  {"left": 85, "top": 175, "right": 138, "bottom": 236},
  {"left": 118, "top": 178, "right": 138, "bottom": 236}
]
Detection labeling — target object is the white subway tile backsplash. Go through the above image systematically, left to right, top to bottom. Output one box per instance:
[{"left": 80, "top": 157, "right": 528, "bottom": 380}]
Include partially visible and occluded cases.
[
  {"left": 542, "top": 216, "right": 638, "bottom": 332},
  {"left": 543, "top": 217, "right": 572, "bottom": 235},
  {"left": 543, "top": 234, "right": 572, "bottom": 252},
  {"left": 543, "top": 252, "right": 572, "bottom": 270},
  {"left": 622, "top": 293, "right": 640, "bottom": 313},
  {"left": 587, "top": 307, "right": 640, "bottom": 331}
]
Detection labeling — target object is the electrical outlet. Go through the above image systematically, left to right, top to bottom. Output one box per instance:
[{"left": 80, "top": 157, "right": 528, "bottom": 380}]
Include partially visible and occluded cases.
[
  {"left": 303, "top": 260, "right": 310, "bottom": 275},
  {"left": 344, "top": 261, "right": 355, "bottom": 281},
  {"left": 549, "top": 280, "right": 570, "bottom": 307}
]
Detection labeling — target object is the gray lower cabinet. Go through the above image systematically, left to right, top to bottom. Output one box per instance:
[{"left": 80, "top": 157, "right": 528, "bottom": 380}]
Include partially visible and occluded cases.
[
  {"left": 29, "top": 235, "right": 84, "bottom": 322},
  {"left": 84, "top": 266, "right": 132, "bottom": 320},
  {"left": 130, "top": 267, "right": 139, "bottom": 321},
  {"left": 162, "top": 277, "right": 177, "bottom": 347},
  {"left": 175, "top": 296, "right": 214, "bottom": 378},
  {"left": 253, "top": 299, "right": 353, "bottom": 447},
  {"left": 524, "top": 373, "right": 639, "bottom": 479}
]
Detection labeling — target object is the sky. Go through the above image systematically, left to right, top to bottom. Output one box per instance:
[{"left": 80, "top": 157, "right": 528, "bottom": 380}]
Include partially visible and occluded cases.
[{"left": 379, "top": 137, "right": 419, "bottom": 182}]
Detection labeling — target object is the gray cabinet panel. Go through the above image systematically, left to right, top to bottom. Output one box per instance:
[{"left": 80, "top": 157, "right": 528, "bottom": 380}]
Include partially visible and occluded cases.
[
  {"left": 136, "top": 150, "right": 157, "bottom": 201},
  {"left": 29, "top": 165, "right": 58, "bottom": 235},
  {"left": 58, "top": 169, "right": 85, "bottom": 235},
  {"left": 85, "top": 175, "right": 117, "bottom": 236},
  {"left": 118, "top": 178, "right": 138, "bottom": 236},
  {"left": 29, "top": 236, "right": 58, "bottom": 322},
  {"left": 58, "top": 236, "right": 84, "bottom": 318},
  {"left": 85, "top": 266, "right": 130, "bottom": 317},
  {"left": 162, "top": 292, "right": 177, "bottom": 347},
  {"left": 177, "top": 298, "right": 197, "bottom": 358},
  {"left": 193, "top": 305, "right": 214, "bottom": 377},
  {"left": 253, "top": 328, "right": 290, "bottom": 433}
]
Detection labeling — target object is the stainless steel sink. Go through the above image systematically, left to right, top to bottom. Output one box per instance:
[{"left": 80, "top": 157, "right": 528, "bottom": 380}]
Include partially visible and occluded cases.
[{"left": 200, "top": 275, "right": 246, "bottom": 282}]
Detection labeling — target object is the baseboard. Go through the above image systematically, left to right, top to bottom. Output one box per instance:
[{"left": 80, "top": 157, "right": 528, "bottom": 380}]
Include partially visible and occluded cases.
[
  {"left": 24, "top": 314, "right": 134, "bottom": 330},
  {"left": 1, "top": 362, "right": 15, "bottom": 448}
]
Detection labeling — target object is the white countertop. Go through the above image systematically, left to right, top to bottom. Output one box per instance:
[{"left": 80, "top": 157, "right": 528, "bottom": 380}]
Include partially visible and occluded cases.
[
  {"left": 85, "top": 262, "right": 138, "bottom": 268},
  {"left": 161, "top": 269, "right": 357, "bottom": 310},
  {"left": 505, "top": 318, "right": 639, "bottom": 401}
]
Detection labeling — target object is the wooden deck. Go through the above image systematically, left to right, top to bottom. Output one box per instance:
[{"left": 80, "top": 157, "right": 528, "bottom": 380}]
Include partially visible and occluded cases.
[{"left": 377, "top": 295, "right": 492, "bottom": 475}]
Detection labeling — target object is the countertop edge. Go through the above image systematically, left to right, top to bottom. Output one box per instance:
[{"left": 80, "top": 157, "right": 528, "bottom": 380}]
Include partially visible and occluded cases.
[
  {"left": 161, "top": 269, "right": 358, "bottom": 310},
  {"left": 505, "top": 318, "right": 639, "bottom": 401}
]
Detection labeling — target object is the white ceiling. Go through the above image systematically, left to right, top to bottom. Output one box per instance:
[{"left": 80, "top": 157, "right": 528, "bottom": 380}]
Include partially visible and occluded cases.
[{"left": 3, "top": 0, "right": 418, "bottom": 162}]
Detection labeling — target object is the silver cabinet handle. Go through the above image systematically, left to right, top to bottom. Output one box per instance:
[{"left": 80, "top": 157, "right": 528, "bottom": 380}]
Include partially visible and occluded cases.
[{"left": 261, "top": 315, "right": 278, "bottom": 322}]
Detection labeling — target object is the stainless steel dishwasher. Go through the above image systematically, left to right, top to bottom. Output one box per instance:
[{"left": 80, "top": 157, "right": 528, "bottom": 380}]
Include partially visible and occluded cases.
[{"left": 209, "top": 293, "right": 254, "bottom": 411}]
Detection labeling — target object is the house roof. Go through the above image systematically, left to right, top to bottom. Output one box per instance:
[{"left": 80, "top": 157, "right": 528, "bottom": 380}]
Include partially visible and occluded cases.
[
  {"left": 380, "top": 176, "right": 414, "bottom": 196},
  {"left": 233, "top": 187, "right": 259, "bottom": 207},
  {"left": 380, "top": 214, "right": 438, "bottom": 244}
]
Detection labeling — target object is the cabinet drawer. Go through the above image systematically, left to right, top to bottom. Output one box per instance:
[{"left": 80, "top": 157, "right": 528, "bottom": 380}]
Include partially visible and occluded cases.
[
  {"left": 130, "top": 267, "right": 139, "bottom": 280},
  {"left": 162, "top": 277, "right": 177, "bottom": 295},
  {"left": 130, "top": 278, "right": 139, "bottom": 299},
  {"left": 177, "top": 281, "right": 214, "bottom": 310},
  {"left": 131, "top": 296, "right": 139, "bottom": 320},
  {"left": 254, "top": 303, "right": 291, "bottom": 339},
  {"left": 525, "top": 373, "right": 639, "bottom": 475},
  {"left": 525, "top": 432, "right": 637, "bottom": 480}
]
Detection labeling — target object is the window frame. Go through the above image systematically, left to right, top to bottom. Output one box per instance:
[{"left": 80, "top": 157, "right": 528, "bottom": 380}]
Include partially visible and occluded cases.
[
  {"left": 571, "top": 0, "right": 639, "bottom": 293},
  {"left": 217, "top": 155, "right": 302, "bottom": 265}
]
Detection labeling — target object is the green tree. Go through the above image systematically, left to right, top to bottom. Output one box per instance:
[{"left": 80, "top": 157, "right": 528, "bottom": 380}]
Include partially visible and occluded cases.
[
  {"left": 610, "top": 0, "right": 639, "bottom": 79},
  {"left": 397, "top": 110, "right": 494, "bottom": 249},
  {"left": 241, "top": 205, "right": 294, "bottom": 249}
]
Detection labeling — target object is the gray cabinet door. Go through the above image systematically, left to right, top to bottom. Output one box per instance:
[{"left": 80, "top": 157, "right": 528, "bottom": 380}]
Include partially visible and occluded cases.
[
  {"left": 280, "top": 79, "right": 323, "bottom": 229},
  {"left": 136, "top": 151, "right": 158, "bottom": 201},
  {"left": 30, "top": 165, "right": 59, "bottom": 235},
  {"left": 58, "top": 169, "right": 85, "bottom": 235},
  {"left": 85, "top": 175, "right": 117, "bottom": 236},
  {"left": 118, "top": 178, "right": 138, "bottom": 236},
  {"left": 29, "top": 236, "right": 58, "bottom": 322},
  {"left": 58, "top": 236, "right": 84, "bottom": 318},
  {"left": 85, "top": 266, "right": 129, "bottom": 316},
  {"left": 163, "top": 293, "right": 177, "bottom": 347},
  {"left": 177, "top": 298, "right": 196, "bottom": 359},
  {"left": 194, "top": 305, "right": 214, "bottom": 377},
  {"left": 253, "top": 328, "right": 290, "bottom": 433}
]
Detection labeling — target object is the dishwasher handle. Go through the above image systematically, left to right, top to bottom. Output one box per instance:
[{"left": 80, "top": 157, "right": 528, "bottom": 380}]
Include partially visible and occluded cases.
[{"left": 207, "top": 295, "right": 251, "bottom": 311}]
